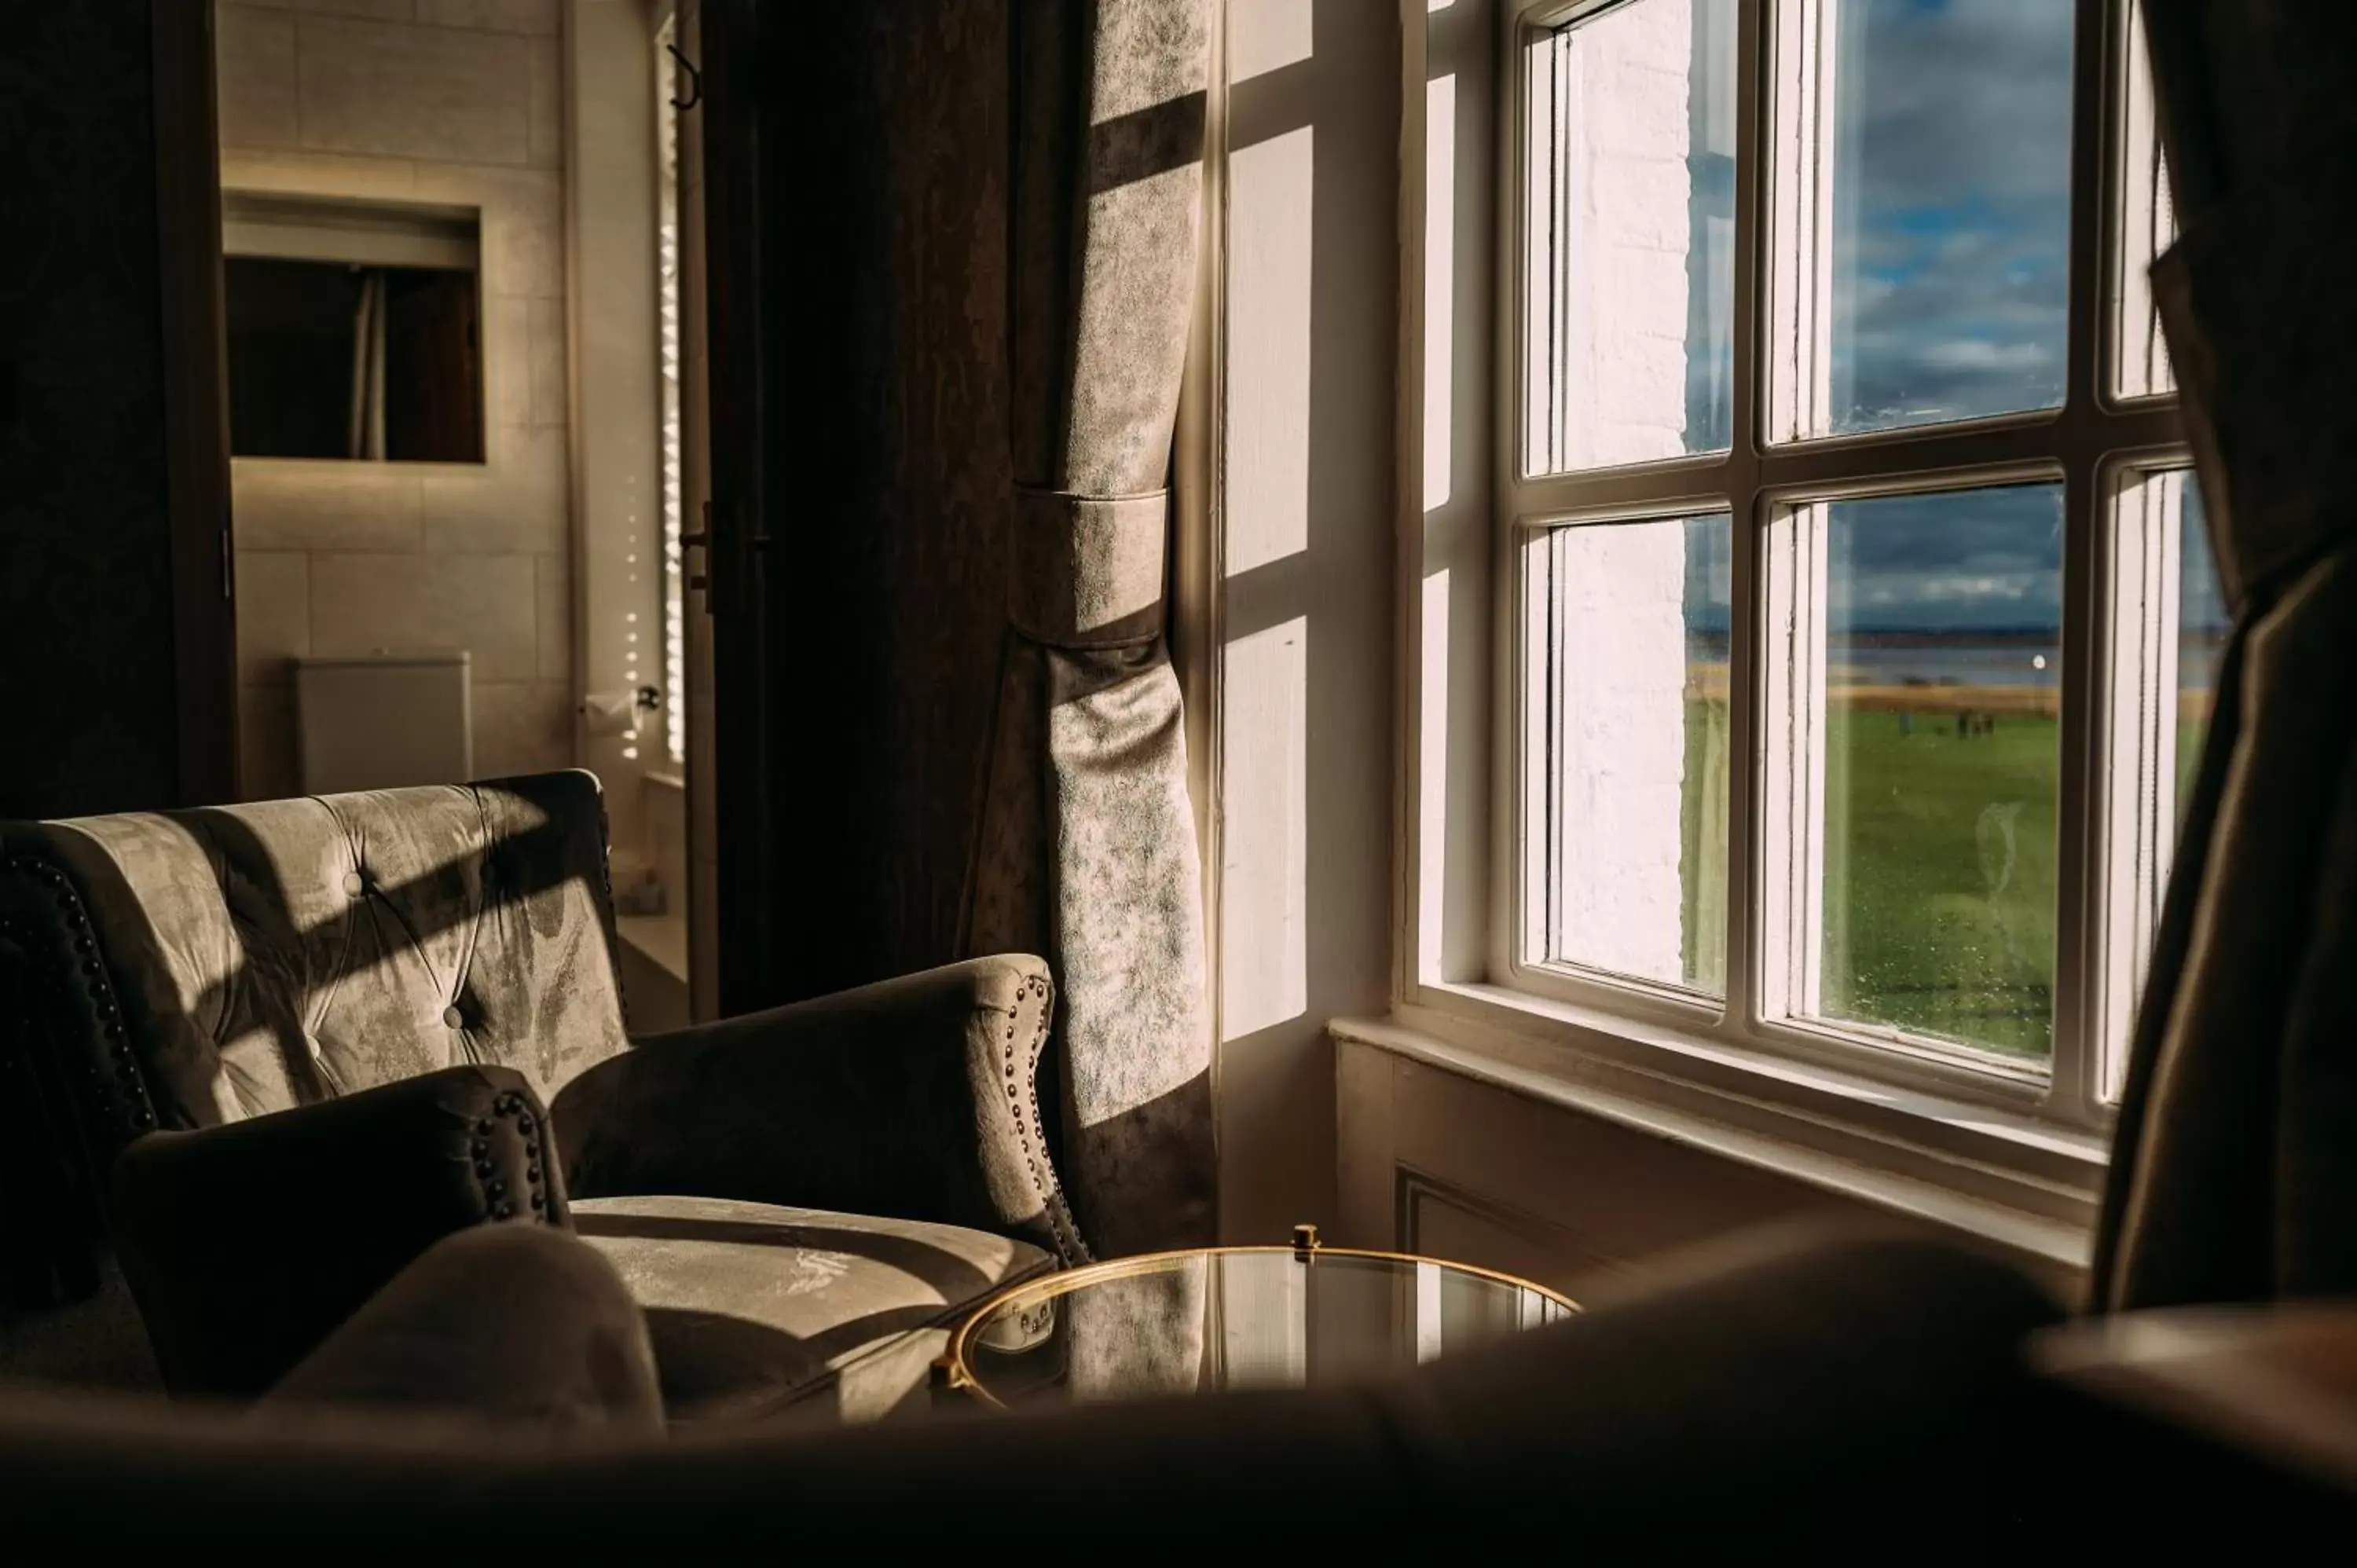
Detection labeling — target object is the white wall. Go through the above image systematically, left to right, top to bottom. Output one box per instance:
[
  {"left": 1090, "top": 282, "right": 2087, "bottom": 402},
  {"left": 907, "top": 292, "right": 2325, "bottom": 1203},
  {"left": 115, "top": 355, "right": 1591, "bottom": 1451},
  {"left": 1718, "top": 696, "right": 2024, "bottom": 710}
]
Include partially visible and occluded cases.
[
  {"left": 218, "top": 0, "right": 576, "bottom": 799},
  {"left": 563, "top": 0, "right": 665, "bottom": 866},
  {"left": 1217, "top": 0, "right": 1400, "bottom": 1242},
  {"left": 1416, "top": 0, "right": 1496, "bottom": 991},
  {"left": 1336, "top": 1035, "right": 1908, "bottom": 1296}
]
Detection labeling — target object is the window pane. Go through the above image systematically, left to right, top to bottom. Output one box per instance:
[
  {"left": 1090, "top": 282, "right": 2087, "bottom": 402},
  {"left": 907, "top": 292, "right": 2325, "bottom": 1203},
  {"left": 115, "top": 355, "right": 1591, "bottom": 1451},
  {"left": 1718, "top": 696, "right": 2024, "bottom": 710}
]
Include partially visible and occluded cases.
[
  {"left": 1523, "top": 0, "right": 1737, "bottom": 474},
  {"left": 1769, "top": 0, "right": 2074, "bottom": 440},
  {"left": 2116, "top": 0, "right": 2178, "bottom": 399},
  {"left": 658, "top": 16, "right": 689, "bottom": 767},
  {"left": 2094, "top": 467, "right": 2224, "bottom": 1098},
  {"left": 2176, "top": 478, "right": 2224, "bottom": 811},
  {"left": 1817, "top": 484, "right": 2063, "bottom": 1057},
  {"left": 1535, "top": 515, "right": 1730, "bottom": 993}
]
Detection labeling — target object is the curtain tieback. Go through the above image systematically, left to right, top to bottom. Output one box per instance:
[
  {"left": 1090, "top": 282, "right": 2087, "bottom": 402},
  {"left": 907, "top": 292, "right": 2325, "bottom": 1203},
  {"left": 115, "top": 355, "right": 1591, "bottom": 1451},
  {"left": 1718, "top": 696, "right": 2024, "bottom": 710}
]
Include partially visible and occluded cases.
[{"left": 1009, "top": 487, "right": 1168, "bottom": 649}]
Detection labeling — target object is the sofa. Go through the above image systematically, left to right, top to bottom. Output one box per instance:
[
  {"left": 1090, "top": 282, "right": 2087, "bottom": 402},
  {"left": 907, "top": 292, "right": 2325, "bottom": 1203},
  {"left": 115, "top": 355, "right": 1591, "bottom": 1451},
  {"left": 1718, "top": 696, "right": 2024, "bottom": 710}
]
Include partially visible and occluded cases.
[{"left": 0, "top": 1219, "right": 2065, "bottom": 1554}]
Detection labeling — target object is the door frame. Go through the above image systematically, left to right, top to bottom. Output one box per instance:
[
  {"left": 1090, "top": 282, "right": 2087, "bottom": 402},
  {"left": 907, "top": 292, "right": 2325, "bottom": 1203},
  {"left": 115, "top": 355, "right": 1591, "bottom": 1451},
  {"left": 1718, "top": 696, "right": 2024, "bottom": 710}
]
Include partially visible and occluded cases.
[
  {"left": 152, "top": 0, "right": 240, "bottom": 807},
  {"left": 698, "top": 0, "right": 785, "bottom": 1013}
]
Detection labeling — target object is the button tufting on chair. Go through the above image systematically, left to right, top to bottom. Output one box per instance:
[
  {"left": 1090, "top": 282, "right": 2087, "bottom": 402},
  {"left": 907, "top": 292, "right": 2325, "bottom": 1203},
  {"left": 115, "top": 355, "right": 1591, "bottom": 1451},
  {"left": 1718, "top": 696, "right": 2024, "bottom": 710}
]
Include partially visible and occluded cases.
[{"left": 2, "top": 775, "right": 1074, "bottom": 1429}]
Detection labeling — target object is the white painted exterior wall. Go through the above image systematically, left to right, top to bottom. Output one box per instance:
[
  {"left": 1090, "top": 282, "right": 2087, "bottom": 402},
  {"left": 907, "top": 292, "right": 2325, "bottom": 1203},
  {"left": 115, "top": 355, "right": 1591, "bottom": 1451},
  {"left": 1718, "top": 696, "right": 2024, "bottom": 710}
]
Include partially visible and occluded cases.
[
  {"left": 1532, "top": 0, "right": 1697, "bottom": 985},
  {"left": 1543, "top": 0, "right": 1697, "bottom": 471},
  {"left": 1549, "top": 522, "right": 1691, "bottom": 984}
]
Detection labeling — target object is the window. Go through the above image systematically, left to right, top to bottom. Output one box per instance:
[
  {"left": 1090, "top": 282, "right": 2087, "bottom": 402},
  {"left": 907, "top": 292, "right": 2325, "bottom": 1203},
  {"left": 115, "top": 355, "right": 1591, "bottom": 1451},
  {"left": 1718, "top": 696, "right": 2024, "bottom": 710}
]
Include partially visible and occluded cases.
[
  {"left": 1480, "top": 0, "right": 2215, "bottom": 1123},
  {"left": 655, "top": 13, "right": 688, "bottom": 769},
  {"left": 222, "top": 195, "right": 484, "bottom": 463},
  {"left": 1523, "top": 511, "right": 1732, "bottom": 994}
]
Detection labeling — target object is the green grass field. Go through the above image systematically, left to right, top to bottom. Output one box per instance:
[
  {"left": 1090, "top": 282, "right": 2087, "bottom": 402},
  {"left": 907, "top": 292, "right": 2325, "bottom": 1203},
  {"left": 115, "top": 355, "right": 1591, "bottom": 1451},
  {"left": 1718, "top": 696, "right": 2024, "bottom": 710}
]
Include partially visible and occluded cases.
[
  {"left": 1666, "top": 688, "right": 2215, "bottom": 1061},
  {"left": 1820, "top": 705, "right": 2058, "bottom": 1057}
]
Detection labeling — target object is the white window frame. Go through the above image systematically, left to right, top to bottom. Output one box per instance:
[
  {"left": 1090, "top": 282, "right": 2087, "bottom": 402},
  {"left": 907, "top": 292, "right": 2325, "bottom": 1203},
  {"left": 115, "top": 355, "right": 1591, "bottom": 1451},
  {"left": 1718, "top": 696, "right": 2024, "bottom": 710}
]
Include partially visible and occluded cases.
[
  {"left": 1395, "top": 0, "right": 2193, "bottom": 1174},
  {"left": 654, "top": 8, "right": 690, "bottom": 770}
]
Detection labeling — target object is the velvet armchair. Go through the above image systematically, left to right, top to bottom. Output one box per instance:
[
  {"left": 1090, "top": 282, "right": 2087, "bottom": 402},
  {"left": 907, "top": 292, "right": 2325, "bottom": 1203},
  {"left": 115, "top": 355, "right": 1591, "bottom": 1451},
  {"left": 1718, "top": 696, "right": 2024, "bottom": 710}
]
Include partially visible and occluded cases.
[{"left": 0, "top": 770, "right": 1082, "bottom": 1423}]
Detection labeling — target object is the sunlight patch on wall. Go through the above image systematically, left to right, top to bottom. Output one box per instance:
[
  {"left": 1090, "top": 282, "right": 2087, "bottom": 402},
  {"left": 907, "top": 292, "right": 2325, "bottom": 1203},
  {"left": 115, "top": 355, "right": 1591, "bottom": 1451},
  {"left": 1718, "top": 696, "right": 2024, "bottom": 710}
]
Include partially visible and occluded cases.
[
  {"left": 1230, "top": 0, "right": 1312, "bottom": 82},
  {"left": 1424, "top": 73, "right": 1455, "bottom": 514},
  {"left": 1226, "top": 125, "right": 1314, "bottom": 577},
  {"left": 1418, "top": 569, "right": 1450, "bottom": 985},
  {"left": 1220, "top": 616, "right": 1309, "bottom": 1040}
]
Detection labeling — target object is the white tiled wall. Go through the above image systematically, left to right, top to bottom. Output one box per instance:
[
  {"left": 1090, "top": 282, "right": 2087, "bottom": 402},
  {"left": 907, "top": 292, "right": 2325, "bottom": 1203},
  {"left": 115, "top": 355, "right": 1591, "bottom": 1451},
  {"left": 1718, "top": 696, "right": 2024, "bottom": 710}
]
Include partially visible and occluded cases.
[{"left": 217, "top": 0, "right": 573, "bottom": 799}]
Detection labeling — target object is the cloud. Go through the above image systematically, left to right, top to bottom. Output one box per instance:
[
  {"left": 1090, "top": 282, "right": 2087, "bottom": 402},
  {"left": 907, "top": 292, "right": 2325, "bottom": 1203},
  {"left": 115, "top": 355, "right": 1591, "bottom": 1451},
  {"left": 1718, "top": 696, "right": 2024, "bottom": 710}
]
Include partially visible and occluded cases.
[
  {"left": 1557, "top": 0, "right": 2149, "bottom": 637},
  {"left": 1827, "top": 0, "right": 2075, "bottom": 433},
  {"left": 1769, "top": 1, "right": 2077, "bottom": 630},
  {"left": 1915, "top": 339, "right": 2055, "bottom": 374},
  {"left": 1827, "top": 482, "right": 2065, "bottom": 632}
]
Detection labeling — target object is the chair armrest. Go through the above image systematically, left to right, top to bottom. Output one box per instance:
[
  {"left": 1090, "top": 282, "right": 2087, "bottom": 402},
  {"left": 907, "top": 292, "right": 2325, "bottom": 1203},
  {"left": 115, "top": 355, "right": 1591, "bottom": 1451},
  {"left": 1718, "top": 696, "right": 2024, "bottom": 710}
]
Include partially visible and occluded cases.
[
  {"left": 552, "top": 954, "right": 1083, "bottom": 1263},
  {"left": 110, "top": 1064, "right": 566, "bottom": 1398},
  {"left": 263, "top": 1225, "right": 663, "bottom": 1435}
]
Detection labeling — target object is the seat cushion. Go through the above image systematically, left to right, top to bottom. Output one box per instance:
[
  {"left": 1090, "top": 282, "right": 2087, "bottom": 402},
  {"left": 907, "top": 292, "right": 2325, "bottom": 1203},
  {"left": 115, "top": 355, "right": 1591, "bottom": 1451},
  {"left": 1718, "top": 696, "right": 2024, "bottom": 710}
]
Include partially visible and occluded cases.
[{"left": 569, "top": 1196, "right": 1052, "bottom": 1427}]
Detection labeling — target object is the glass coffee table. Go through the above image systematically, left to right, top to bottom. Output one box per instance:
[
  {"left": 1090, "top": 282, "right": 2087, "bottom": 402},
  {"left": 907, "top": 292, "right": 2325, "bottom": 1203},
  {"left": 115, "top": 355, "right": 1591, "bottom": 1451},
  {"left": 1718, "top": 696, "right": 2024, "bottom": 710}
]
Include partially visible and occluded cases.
[{"left": 940, "top": 1226, "right": 1576, "bottom": 1409}]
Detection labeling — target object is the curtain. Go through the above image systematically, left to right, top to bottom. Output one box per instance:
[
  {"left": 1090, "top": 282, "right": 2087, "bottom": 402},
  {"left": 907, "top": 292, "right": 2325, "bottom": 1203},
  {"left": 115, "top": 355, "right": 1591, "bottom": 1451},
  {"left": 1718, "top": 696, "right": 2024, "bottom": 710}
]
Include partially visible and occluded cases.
[
  {"left": 966, "top": 0, "right": 1215, "bottom": 1262},
  {"left": 2094, "top": 2, "right": 2357, "bottom": 1308},
  {"left": 346, "top": 269, "right": 387, "bottom": 461}
]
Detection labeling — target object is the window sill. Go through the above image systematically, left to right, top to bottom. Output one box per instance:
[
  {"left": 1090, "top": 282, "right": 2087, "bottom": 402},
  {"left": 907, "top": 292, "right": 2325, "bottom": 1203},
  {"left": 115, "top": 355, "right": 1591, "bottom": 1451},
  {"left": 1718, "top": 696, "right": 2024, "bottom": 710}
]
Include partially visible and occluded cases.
[{"left": 1335, "top": 981, "right": 2107, "bottom": 1278}]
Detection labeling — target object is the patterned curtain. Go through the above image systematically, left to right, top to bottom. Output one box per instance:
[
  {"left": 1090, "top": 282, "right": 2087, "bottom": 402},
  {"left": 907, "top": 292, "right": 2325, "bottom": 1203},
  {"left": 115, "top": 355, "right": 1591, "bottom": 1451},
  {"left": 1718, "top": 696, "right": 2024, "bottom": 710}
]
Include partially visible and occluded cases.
[
  {"left": 964, "top": 0, "right": 1216, "bottom": 1261},
  {"left": 2095, "top": 1, "right": 2357, "bottom": 1306}
]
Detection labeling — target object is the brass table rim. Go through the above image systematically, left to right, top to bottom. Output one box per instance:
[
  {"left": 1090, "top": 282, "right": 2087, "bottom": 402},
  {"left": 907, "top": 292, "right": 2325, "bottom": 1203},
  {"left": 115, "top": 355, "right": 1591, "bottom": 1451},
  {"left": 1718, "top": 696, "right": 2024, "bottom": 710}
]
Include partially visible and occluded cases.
[{"left": 942, "top": 1243, "right": 1579, "bottom": 1409}]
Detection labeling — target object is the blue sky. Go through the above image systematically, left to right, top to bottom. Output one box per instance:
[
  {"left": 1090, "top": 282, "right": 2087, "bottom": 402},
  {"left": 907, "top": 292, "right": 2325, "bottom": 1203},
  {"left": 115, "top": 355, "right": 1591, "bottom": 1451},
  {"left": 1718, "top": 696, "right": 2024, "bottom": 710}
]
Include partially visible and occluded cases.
[
  {"left": 1821, "top": 0, "right": 2073, "bottom": 630},
  {"left": 1832, "top": 0, "right": 2073, "bottom": 432},
  {"left": 1664, "top": 1, "right": 2222, "bottom": 637},
  {"left": 1681, "top": 479, "right": 2225, "bottom": 638},
  {"left": 1827, "top": 485, "right": 2062, "bottom": 633},
  {"left": 1674, "top": 486, "right": 2067, "bottom": 637}
]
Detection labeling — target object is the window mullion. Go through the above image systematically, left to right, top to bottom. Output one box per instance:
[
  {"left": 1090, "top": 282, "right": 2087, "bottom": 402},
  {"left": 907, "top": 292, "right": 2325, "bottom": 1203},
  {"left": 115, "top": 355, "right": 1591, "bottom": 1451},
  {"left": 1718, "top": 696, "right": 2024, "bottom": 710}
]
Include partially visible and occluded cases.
[
  {"left": 1490, "top": 0, "right": 2181, "bottom": 1110},
  {"left": 1724, "top": 0, "right": 1770, "bottom": 1033},
  {"left": 2043, "top": 0, "right": 2126, "bottom": 1123},
  {"left": 1749, "top": 405, "right": 2181, "bottom": 495},
  {"left": 2048, "top": 454, "right": 2106, "bottom": 1124},
  {"left": 2092, "top": 460, "right": 2179, "bottom": 1103},
  {"left": 1507, "top": 463, "right": 1734, "bottom": 526}
]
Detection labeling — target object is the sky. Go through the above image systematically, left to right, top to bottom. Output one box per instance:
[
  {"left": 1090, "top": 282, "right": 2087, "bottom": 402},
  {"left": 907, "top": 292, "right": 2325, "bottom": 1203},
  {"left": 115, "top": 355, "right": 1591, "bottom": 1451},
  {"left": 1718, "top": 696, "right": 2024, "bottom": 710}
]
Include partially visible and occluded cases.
[
  {"left": 1821, "top": 0, "right": 2074, "bottom": 632},
  {"left": 1831, "top": 0, "right": 2074, "bottom": 434},
  {"left": 1650, "top": 1, "right": 2220, "bottom": 638},
  {"left": 1681, "top": 477, "right": 2224, "bottom": 639},
  {"left": 1827, "top": 483, "right": 2062, "bottom": 633},
  {"left": 1672, "top": 487, "right": 2067, "bottom": 638}
]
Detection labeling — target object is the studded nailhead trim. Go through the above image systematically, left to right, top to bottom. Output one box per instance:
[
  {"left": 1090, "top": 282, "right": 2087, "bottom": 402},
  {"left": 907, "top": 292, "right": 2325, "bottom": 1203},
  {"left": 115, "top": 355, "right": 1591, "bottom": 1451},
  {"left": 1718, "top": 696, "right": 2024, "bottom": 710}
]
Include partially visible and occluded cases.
[
  {"left": 1, "top": 855, "right": 157, "bottom": 1143},
  {"left": 1003, "top": 969, "right": 1088, "bottom": 1266},
  {"left": 467, "top": 1087, "right": 554, "bottom": 1223}
]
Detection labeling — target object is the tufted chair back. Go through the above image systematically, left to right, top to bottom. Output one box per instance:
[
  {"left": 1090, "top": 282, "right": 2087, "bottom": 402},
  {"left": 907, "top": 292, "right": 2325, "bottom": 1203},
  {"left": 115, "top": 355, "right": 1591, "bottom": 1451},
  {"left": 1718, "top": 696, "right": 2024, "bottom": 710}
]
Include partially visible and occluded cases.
[{"left": 0, "top": 771, "right": 630, "bottom": 1154}]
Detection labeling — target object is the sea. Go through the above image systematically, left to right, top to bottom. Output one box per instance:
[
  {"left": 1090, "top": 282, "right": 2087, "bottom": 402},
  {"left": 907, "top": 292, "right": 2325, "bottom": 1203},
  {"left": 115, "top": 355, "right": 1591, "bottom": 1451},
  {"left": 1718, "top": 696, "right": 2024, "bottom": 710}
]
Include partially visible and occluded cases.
[
  {"left": 1688, "top": 632, "right": 2227, "bottom": 691},
  {"left": 1833, "top": 642, "right": 2062, "bottom": 689}
]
